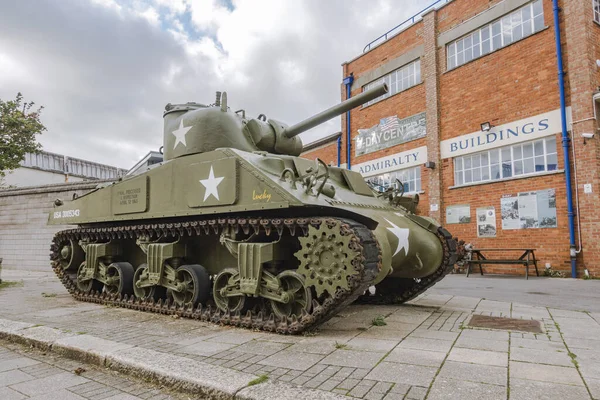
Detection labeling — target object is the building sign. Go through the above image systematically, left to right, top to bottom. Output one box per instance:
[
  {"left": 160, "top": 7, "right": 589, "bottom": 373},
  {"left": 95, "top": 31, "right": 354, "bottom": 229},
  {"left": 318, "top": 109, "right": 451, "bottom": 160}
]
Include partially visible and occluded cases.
[
  {"left": 440, "top": 108, "right": 572, "bottom": 159},
  {"left": 355, "top": 112, "right": 426, "bottom": 156},
  {"left": 352, "top": 146, "right": 427, "bottom": 178},
  {"left": 501, "top": 189, "right": 557, "bottom": 230}
]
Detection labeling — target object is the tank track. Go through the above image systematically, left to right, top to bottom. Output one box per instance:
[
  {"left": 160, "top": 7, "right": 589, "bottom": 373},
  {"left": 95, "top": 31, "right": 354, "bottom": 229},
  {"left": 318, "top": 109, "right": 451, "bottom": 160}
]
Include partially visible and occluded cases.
[
  {"left": 49, "top": 216, "right": 381, "bottom": 335},
  {"left": 356, "top": 227, "right": 458, "bottom": 305}
]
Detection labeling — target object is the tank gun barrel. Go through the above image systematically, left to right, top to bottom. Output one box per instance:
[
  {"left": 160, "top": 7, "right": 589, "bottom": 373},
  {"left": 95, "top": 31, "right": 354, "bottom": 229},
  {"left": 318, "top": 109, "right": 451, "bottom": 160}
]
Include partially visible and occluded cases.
[{"left": 282, "top": 83, "right": 388, "bottom": 139}]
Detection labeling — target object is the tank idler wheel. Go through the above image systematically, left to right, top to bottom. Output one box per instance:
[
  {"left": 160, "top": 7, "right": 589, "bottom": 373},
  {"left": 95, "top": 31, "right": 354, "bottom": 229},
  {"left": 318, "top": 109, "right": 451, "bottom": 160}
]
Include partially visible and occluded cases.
[
  {"left": 58, "top": 239, "right": 84, "bottom": 271},
  {"left": 76, "top": 262, "right": 104, "bottom": 293},
  {"left": 104, "top": 262, "right": 135, "bottom": 296},
  {"left": 133, "top": 264, "right": 166, "bottom": 301},
  {"left": 171, "top": 264, "right": 210, "bottom": 306},
  {"left": 213, "top": 268, "right": 246, "bottom": 313},
  {"left": 270, "top": 270, "right": 312, "bottom": 319}
]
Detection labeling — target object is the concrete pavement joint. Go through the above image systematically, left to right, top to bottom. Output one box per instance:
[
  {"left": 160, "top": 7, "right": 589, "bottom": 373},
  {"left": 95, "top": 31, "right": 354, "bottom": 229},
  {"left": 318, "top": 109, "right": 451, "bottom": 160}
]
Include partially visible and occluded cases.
[
  {"left": 547, "top": 308, "right": 593, "bottom": 399},
  {"left": 422, "top": 323, "right": 463, "bottom": 399}
]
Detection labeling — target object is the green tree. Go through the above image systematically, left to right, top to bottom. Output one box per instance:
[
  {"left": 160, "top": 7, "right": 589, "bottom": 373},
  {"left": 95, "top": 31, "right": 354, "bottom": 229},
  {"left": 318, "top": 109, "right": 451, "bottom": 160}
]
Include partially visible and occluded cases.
[{"left": 0, "top": 93, "right": 46, "bottom": 176}]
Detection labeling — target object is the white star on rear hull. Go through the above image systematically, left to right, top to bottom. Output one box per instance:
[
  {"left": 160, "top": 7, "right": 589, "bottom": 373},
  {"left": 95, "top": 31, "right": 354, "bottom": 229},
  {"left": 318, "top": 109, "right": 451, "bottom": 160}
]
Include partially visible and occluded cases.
[
  {"left": 172, "top": 120, "right": 192, "bottom": 149},
  {"left": 199, "top": 166, "right": 224, "bottom": 201},
  {"left": 385, "top": 218, "right": 409, "bottom": 257}
]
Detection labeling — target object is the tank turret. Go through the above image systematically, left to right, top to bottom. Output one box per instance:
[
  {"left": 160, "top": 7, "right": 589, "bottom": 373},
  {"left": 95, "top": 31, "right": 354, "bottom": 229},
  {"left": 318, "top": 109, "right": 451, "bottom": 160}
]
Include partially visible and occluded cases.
[{"left": 162, "top": 83, "right": 388, "bottom": 161}]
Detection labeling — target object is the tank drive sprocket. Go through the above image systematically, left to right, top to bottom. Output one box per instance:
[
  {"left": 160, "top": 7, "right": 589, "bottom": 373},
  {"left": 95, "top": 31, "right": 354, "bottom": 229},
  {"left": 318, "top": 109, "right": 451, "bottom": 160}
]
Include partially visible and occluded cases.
[{"left": 295, "top": 220, "right": 358, "bottom": 297}]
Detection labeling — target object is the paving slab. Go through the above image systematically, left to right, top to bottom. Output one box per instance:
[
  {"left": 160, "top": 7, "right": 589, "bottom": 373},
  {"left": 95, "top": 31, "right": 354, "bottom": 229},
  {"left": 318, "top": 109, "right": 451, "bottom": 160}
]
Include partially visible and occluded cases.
[
  {"left": 0, "top": 319, "right": 35, "bottom": 335},
  {"left": 455, "top": 336, "right": 508, "bottom": 352},
  {"left": 346, "top": 337, "right": 399, "bottom": 353},
  {"left": 396, "top": 337, "right": 454, "bottom": 353},
  {"left": 510, "top": 337, "right": 565, "bottom": 351},
  {"left": 234, "top": 340, "right": 290, "bottom": 356},
  {"left": 178, "top": 341, "right": 237, "bottom": 356},
  {"left": 510, "top": 346, "right": 573, "bottom": 367},
  {"left": 384, "top": 347, "right": 447, "bottom": 367},
  {"left": 447, "top": 347, "right": 508, "bottom": 367},
  {"left": 320, "top": 349, "right": 383, "bottom": 369},
  {"left": 258, "top": 350, "right": 323, "bottom": 370},
  {"left": 0, "top": 357, "right": 40, "bottom": 373},
  {"left": 438, "top": 360, "right": 507, "bottom": 386},
  {"left": 509, "top": 361, "right": 584, "bottom": 386},
  {"left": 365, "top": 362, "right": 436, "bottom": 386},
  {"left": 0, "top": 369, "right": 35, "bottom": 386},
  {"left": 9, "top": 371, "right": 88, "bottom": 396},
  {"left": 428, "top": 377, "right": 506, "bottom": 400},
  {"left": 509, "top": 378, "right": 591, "bottom": 400},
  {"left": 236, "top": 379, "right": 347, "bottom": 400},
  {"left": 0, "top": 386, "right": 27, "bottom": 400},
  {"left": 27, "top": 389, "right": 87, "bottom": 400}
]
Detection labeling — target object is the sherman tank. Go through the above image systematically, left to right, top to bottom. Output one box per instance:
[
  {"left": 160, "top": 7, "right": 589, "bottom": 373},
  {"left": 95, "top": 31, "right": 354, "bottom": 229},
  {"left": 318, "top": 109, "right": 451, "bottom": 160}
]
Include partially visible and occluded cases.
[{"left": 48, "top": 83, "right": 457, "bottom": 334}]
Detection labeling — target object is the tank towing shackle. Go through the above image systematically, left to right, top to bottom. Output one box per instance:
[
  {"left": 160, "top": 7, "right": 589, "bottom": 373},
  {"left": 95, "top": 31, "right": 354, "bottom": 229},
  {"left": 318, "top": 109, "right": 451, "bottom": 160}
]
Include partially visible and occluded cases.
[{"left": 282, "top": 83, "right": 388, "bottom": 139}]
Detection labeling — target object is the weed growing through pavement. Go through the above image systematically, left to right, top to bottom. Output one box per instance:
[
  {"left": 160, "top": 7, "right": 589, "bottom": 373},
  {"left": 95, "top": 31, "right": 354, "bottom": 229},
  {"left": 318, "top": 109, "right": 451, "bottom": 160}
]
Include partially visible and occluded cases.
[
  {"left": 0, "top": 281, "right": 24, "bottom": 289},
  {"left": 372, "top": 315, "right": 387, "bottom": 326},
  {"left": 335, "top": 342, "right": 348, "bottom": 349},
  {"left": 248, "top": 374, "right": 269, "bottom": 386}
]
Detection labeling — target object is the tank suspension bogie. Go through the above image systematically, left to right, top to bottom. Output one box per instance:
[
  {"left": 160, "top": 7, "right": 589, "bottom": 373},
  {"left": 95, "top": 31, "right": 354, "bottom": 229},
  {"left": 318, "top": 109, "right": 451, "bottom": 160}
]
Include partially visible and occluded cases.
[{"left": 50, "top": 216, "right": 389, "bottom": 334}]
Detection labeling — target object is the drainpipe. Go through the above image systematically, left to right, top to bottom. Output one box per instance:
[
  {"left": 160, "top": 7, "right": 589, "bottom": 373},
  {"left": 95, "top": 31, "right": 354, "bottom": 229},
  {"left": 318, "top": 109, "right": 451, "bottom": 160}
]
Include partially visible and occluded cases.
[
  {"left": 552, "top": 0, "right": 577, "bottom": 278},
  {"left": 343, "top": 74, "right": 354, "bottom": 170},
  {"left": 337, "top": 136, "right": 342, "bottom": 167}
]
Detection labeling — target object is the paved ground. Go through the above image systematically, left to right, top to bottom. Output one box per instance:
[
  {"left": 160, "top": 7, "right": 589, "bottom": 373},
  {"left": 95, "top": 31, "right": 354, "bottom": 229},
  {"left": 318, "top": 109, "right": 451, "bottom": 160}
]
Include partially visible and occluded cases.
[
  {"left": 1, "top": 269, "right": 600, "bottom": 399},
  {"left": 432, "top": 273, "right": 600, "bottom": 312},
  {"left": 0, "top": 340, "right": 188, "bottom": 400}
]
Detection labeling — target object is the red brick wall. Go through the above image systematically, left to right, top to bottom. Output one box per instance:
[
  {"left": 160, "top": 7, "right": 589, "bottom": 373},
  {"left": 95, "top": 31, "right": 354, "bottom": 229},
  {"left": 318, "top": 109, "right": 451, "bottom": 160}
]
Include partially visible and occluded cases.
[{"left": 301, "top": 142, "right": 339, "bottom": 166}]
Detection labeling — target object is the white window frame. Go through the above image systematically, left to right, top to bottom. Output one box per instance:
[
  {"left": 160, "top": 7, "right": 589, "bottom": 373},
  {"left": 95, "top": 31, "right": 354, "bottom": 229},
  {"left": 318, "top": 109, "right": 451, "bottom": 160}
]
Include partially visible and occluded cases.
[
  {"left": 447, "top": 0, "right": 544, "bottom": 70},
  {"left": 594, "top": 0, "right": 600, "bottom": 24},
  {"left": 362, "top": 60, "right": 421, "bottom": 107},
  {"left": 453, "top": 137, "right": 558, "bottom": 186},
  {"left": 366, "top": 166, "right": 422, "bottom": 194}
]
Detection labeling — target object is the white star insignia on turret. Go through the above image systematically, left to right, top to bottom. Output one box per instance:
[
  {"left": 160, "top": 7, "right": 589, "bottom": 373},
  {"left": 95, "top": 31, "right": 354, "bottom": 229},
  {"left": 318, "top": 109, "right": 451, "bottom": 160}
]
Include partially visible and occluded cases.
[
  {"left": 172, "top": 120, "right": 192, "bottom": 149},
  {"left": 199, "top": 166, "right": 224, "bottom": 201},
  {"left": 385, "top": 218, "right": 409, "bottom": 257}
]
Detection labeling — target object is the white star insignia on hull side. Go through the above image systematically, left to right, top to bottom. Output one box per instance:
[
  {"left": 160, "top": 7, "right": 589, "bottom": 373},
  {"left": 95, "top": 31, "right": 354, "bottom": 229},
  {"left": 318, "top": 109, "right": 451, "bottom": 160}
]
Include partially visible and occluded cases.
[
  {"left": 199, "top": 166, "right": 224, "bottom": 201},
  {"left": 384, "top": 218, "right": 410, "bottom": 257}
]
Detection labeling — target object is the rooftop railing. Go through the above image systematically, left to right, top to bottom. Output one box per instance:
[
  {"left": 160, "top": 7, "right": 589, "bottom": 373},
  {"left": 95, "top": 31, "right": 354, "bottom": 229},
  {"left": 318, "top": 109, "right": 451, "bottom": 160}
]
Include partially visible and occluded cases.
[{"left": 363, "top": 0, "right": 453, "bottom": 53}]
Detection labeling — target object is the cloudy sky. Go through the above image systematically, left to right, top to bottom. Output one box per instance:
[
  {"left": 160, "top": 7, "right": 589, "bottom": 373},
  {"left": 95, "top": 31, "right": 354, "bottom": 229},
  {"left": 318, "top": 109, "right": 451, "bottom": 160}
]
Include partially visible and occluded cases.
[{"left": 0, "top": 0, "right": 427, "bottom": 169}]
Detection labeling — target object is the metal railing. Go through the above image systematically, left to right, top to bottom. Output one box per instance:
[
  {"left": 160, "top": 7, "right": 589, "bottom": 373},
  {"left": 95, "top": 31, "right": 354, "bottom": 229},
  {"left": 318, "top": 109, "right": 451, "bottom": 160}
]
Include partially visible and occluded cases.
[{"left": 363, "top": 0, "right": 453, "bottom": 53}]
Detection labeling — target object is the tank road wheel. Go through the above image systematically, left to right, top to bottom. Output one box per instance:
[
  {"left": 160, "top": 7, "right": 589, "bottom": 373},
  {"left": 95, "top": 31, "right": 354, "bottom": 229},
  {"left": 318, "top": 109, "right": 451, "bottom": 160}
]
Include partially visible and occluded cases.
[
  {"left": 295, "top": 221, "right": 358, "bottom": 298},
  {"left": 57, "top": 239, "right": 84, "bottom": 271},
  {"left": 76, "top": 262, "right": 103, "bottom": 293},
  {"left": 104, "top": 262, "right": 134, "bottom": 296},
  {"left": 133, "top": 264, "right": 166, "bottom": 301},
  {"left": 171, "top": 264, "right": 210, "bottom": 306},
  {"left": 213, "top": 268, "right": 246, "bottom": 313},
  {"left": 270, "top": 271, "right": 312, "bottom": 319}
]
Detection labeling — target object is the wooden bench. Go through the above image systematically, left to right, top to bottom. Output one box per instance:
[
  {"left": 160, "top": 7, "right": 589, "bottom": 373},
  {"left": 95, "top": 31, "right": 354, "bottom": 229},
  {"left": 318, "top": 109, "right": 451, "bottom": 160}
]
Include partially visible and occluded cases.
[{"left": 466, "top": 248, "right": 539, "bottom": 280}]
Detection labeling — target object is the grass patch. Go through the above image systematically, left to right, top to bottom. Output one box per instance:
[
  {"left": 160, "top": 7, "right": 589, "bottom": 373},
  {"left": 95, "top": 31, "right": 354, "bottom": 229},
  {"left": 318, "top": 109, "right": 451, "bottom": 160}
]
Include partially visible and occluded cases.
[
  {"left": 0, "top": 281, "right": 23, "bottom": 289},
  {"left": 41, "top": 292, "right": 57, "bottom": 298},
  {"left": 372, "top": 315, "right": 387, "bottom": 327},
  {"left": 77, "top": 332, "right": 87, "bottom": 335},
  {"left": 335, "top": 342, "right": 348, "bottom": 350},
  {"left": 568, "top": 351, "right": 579, "bottom": 367},
  {"left": 248, "top": 374, "right": 268, "bottom": 386}
]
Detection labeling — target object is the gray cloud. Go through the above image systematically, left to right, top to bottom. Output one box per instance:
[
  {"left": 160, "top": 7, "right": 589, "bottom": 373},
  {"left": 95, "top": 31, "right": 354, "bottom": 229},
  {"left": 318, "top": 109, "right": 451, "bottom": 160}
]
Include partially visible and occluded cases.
[{"left": 0, "top": 0, "right": 424, "bottom": 169}]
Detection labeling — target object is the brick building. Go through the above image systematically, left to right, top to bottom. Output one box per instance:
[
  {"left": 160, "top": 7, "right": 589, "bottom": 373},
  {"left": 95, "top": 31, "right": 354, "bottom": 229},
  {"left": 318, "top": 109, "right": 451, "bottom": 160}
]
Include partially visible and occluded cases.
[{"left": 332, "top": 0, "right": 600, "bottom": 277}]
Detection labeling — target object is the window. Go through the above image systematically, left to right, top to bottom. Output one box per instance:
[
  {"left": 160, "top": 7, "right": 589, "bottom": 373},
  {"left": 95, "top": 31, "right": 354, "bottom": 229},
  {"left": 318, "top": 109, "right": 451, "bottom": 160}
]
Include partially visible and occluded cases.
[
  {"left": 447, "top": 0, "right": 544, "bottom": 70},
  {"left": 595, "top": 0, "right": 600, "bottom": 24},
  {"left": 363, "top": 60, "right": 421, "bottom": 107},
  {"left": 453, "top": 137, "right": 558, "bottom": 186},
  {"left": 366, "top": 167, "right": 422, "bottom": 193}
]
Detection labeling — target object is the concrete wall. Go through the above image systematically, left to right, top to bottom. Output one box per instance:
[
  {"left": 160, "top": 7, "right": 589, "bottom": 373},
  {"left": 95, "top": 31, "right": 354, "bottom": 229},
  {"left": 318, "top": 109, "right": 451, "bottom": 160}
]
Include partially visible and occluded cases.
[
  {"left": 3, "top": 167, "right": 85, "bottom": 188},
  {"left": 0, "top": 181, "right": 111, "bottom": 272}
]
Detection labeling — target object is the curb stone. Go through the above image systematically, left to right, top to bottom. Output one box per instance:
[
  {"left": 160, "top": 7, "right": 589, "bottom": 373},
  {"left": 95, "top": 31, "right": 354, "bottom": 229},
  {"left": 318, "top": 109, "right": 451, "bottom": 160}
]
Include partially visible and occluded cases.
[{"left": 0, "top": 318, "right": 346, "bottom": 400}]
